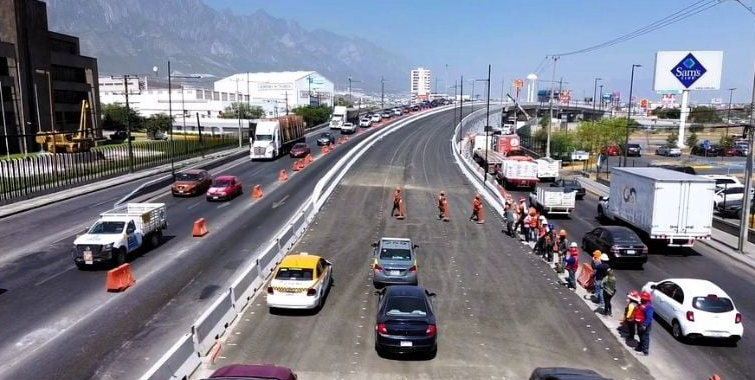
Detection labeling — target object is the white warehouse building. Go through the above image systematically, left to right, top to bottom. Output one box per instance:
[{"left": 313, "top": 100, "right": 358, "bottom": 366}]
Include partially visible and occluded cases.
[{"left": 214, "top": 71, "right": 334, "bottom": 112}]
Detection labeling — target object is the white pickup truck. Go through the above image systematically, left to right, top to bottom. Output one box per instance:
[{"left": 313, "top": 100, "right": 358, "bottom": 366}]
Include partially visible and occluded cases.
[
  {"left": 529, "top": 185, "right": 576, "bottom": 215},
  {"left": 72, "top": 203, "right": 167, "bottom": 269}
]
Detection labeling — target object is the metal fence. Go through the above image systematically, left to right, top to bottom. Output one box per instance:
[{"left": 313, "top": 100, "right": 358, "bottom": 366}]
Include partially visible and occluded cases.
[{"left": 0, "top": 134, "right": 239, "bottom": 204}]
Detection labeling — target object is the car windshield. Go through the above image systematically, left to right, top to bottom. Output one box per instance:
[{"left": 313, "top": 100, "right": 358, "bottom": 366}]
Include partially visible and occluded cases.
[
  {"left": 319, "top": 133, "right": 330, "bottom": 139},
  {"left": 256, "top": 134, "right": 273, "bottom": 141},
  {"left": 293, "top": 143, "right": 306, "bottom": 149},
  {"left": 176, "top": 172, "right": 200, "bottom": 181},
  {"left": 213, "top": 179, "right": 232, "bottom": 187},
  {"left": 88, "top": 221, "right": 125, "bottom": 234},
  {"left": 612, "top": 230, "right": 642, "bottom": 243},
  {"left": 380, "top": 248, "right": 411, "bottom": 260},
  {"left": 275, "top": 267, "right": 314, "bottom": 281},
  {"left": 693, "top": 295, "right": 734, "bottom": 313},
  {"left": 385, "top": 296, "right": 427, "bottom": 316}
]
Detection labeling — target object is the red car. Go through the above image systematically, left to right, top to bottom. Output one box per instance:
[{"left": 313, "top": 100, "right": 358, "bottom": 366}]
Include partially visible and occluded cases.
[
  {"left": 289, "top": 142, "right": 310, "bottom": 158},
  {"left": 601, "top": 145, "right": 620, "bottom": 156},
  {"left": 723, "top": 147, "right": 738, "bottom": 157},
  {"left": 206, "top": 175, "right": 242, "bottom": 201},
  {"left": 205, "top": 364, "right": 297, "bottom": 380}
]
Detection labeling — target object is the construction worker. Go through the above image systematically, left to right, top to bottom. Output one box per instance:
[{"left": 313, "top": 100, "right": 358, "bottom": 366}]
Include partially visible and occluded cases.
[
  {"left": 391, "top": 186, "right": 402, "bottom": 217},
  {"left": 437, "top": 191, "right": 447, "bottom": 220},
  {"left": 470, "top": 194, "right": 483, "bottom": 222},
  {"left": 513, "top": 197, "right": 527, "bottom": 239},
  {"left": 553, "top": 229, "right": 569, "bottom": 266},
  {"left": 564, "top": 243, "right": 579, "bottom": 289},
  {"left": 592, "top": 252, "right": 610, "bottom": 312},
  {"left": 619, "top": 290, "right": 641, "bottom": 342},
  {"left": 635, "top": 291, "right": 654, "bottom": 356}
]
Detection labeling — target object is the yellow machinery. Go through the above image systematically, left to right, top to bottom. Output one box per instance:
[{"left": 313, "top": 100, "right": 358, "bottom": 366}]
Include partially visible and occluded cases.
[{"left": 35, "top": 99, "right": 95, "bottom": 153}]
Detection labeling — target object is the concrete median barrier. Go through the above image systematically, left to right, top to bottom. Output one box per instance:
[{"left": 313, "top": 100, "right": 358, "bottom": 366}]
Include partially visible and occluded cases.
[
  {"left": 259, "top": 244, "right": 279, "bottom": 275},
  {"left": 230, "top": 262, "right": 262, "bottom": 307},
  {"left": 192, "top": 290, "right": 236, "bottom": 355},
  {"left": 137, "top": 333, "right": 200, "bottom": 380}
]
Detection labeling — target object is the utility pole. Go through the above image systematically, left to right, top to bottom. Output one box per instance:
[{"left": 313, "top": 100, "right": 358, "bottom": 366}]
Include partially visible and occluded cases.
[
  {"left": 738, "top": 43, "right": 755, "bottom": 252},
  {"left": 546, "top": 56, "right": 559, "bottom": 158},
  {"left": 623, "top": 64, "right": 642, "bottom": 167},
  {"left": 484, "top": 65, "right": 491, "bottom": 184},
  {"left": 123, "top": 76, "right": 135, "bottom": 172},
  {"left": 381, "top": 76, "right": 387, "bottom": 109},
  {"left": 236, "top": 78, "right": 242, "bottom": 148},
  {"left": 727, "top": 87, "right": 736, "bottom": 137}
]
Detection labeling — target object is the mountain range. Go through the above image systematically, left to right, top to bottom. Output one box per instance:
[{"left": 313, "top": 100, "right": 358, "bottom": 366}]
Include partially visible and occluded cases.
[{"left": 43, "top": 0, "right": 409, "bottom": 93}]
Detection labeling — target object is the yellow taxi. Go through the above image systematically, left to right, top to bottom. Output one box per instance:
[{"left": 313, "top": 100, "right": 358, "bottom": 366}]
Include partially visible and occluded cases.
[{"left": 266, "top": 252, "right": 333, "bottom": 310}]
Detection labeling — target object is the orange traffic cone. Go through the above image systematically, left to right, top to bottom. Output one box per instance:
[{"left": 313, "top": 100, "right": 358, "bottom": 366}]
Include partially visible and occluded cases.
[
  {"left": 344, "top": 135, "right": 350, "bottom": 142},
  {"left": 328, "top": 142, "right": 334, "bottom": 151},
  {"left": 321, "top": 145, "right": 329, "bottom": 155},
  {"left": 305, "top": 154, "right": 313, "bottom": 165},
  {"left": 292, "top": 159, "right": 301, "bottom": 172},
  {"left": 298, "top": 159, "right": 305, "bottom": 170},
  {"left": 278, "top": 169, "right": 288, "bottom": 182},
  {"left": 251, "top": 185, "right": 263, "bottom": 199},
  {"left": 192, "top": 218, "right": 209, "bottom": 237},
  {"left": 106, "top": 263, "right": 136, "bottom": 292}
]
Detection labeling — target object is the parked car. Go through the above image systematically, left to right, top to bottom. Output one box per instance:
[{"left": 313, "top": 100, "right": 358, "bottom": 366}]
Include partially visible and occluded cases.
[
  {"left": 411, "top": 105, "right": 420, "bottom": 112},
  {"left": 392, "top": 108, "right": 402, "bottom": 116},
  {"left": 381, "top": 111, "right": 393, "bottom": 119},
  {"left": 371, "top": 114, "right": 382, "bottom": 123},
  {"left": 359, "top": 117, "right": 372, "bottom": 127},
  {"left": 316, "top": 132, "right": 336, "bottom": 146},
  {"left": 289, "top": 142, "right": 310, "bottom": 158},
  {"left": 623, "top": 143, "right": 642, "bottom": 157},
  {"left": 691, "top": 143, "right": 723, "bottom": 156},
  {"left": 734, "top": 143, "right": 749, "bottom": 156},
  {"left": 601, "top": 144, "right": 620, "bottom": 156},
  {"left": 655, "top": 144, "right": 682, "bottom": 157},
  {"left": 648, "top": 163, "right": 696, "bottom": 175},
  {"left": 171, "top": 169, "right": 212, "bottom": 196},
  {"left": 206, "top": 175, "right": 242, "bottom": 201},
  {"left": 550, "top": 179, "right": 586, "bottom": 200},
  {"left": 716, "top": 195, "right": 755, "bottom": 218},
  {"left": 581, "top": 226, "right": 648, "bottom": 266},
  {"left": 372, "top": 237, "right": 419, "bottom": 287},
  {"left": 266, "top": 253, "right": 333, "bottom": 310},
  {"left": 642, "top": 278, "right": 743, "bottom": 343},
  {"left": 374, "top": 285, "right": 437, "bottom": 357},
  {"left": 204, "top": 364, "right": 298, "bottom": 380},
  {"left": 528, "top": 367, "right": 612, "bottom": 380}
]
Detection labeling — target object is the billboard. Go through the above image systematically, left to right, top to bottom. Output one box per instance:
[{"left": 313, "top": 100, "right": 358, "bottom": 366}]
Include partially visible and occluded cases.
[{"left": 653, "top": 51, "right": 723, "bottom": 92}]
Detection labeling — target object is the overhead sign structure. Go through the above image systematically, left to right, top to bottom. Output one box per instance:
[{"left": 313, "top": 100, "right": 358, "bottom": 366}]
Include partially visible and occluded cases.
[{"left": 653, "top": 51, "right": 723, "bottom": 92}]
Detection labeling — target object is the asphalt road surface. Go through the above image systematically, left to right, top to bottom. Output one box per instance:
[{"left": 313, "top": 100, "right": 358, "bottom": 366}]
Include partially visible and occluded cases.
[
  {"left": 206, "top": 110, "right": 652, "bottom": 380},
  {"left": 0, "top": 115, "right": 410, "bottom": 380}
]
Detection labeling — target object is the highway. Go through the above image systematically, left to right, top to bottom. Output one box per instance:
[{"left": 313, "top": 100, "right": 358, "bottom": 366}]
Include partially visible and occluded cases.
[
  {"left": 204, "top": 109, "right": 653, "bottom": 379},
  {"left": 0, "top": 115, "right": 407, "bottom": 380}
]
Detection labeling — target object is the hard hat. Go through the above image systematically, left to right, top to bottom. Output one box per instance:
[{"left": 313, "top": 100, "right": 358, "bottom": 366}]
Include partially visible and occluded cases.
[
  {"left": 440, "top": 191, "right": 445, "bottom": 196},
  {"left": 475, "top": 194, "right": 481, "bottom": 199},
  {"left": 519, "top": 197, "right": 526, "bottom": 202},
  {"left": 539, "top": 215, "right": 546, "bottom": 220},
  {"left": 542, "top": 220, "right": 548, "bottom": 225},
  {"left": 559, "top": 229, "right": 567, "bottom": 236},
  {"left": 570, "top": 242, "right": 578, "bottom": 248},
  {"left": 593, "top": 250, "right": 602, "bottom": 259},
  {"left": 600, "top": 253, "right": 609, "bottom": 261},
  {"left": 627, "top": 290, "right": 641, "bottom": 302},
  {"left": 640, "top": 291, "right": 652, "bottom": 302}
]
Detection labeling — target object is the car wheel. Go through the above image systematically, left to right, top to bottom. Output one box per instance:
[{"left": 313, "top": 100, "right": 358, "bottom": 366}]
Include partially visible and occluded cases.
[
  {"left": 597, "top": 206, "right": 605, "bottom": 220},
  {"left": 149, "top": 232, "right": 161, "bottom": 248},
  {"left": 114, "top": 247, "right": 127, "bottom": 266},
  {"left": 75, "top": 262, "right": 87, "bottom": 270},
  {"left": 672, "top": 320, "right": 685, "bottom": 341}
]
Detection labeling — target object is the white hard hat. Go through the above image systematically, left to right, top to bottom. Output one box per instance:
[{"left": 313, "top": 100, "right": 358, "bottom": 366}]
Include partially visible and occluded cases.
[
  {"left": 570, "top": 242, "right": 578, "bottom": 248},
  {"left": 600, "top": 253, "right": 610, "bottom": 261}
]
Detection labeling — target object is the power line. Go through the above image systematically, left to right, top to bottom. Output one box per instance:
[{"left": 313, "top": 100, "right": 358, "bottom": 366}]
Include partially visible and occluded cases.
[{"left": 550, "top": 0, "right": 721, "bottom": 57}]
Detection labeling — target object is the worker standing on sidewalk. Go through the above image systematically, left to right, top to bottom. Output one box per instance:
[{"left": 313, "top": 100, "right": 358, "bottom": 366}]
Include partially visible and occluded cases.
[{"left": 635, "top": 291, "right": 654, "bottom": 356}]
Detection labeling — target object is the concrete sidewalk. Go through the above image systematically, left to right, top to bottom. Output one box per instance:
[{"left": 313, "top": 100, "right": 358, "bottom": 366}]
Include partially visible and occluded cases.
[{"left": 575, "top": 174, "right": 755, "bottom": 268}]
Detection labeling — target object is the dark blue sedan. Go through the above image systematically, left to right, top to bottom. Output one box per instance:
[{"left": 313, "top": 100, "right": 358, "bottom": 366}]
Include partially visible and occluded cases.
[{"left": 374, "top": 285, "right": 437, "bottom": 358}]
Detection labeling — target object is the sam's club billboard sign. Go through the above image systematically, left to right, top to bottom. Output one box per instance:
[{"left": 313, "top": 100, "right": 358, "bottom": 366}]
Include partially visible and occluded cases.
[{"left": 653, "top": 51, "right": 722, "bottom": 93}]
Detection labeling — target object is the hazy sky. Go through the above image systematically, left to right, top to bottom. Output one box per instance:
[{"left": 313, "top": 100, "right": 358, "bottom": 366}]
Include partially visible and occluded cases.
[{"left": 206, "top": 0, "right": 755, "bottom": 103}]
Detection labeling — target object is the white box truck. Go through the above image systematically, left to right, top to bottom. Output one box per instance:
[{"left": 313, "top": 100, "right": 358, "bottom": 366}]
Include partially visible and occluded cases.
[
  {"left": 250, "top": 115, "right": 305, "bottom": 160},
  {"left": 535, "top": 157, "right": 560, "bottom": 182},
  {"left": 597, "top": 167, "right": 715, "bottom": 247},
  {"left": 529, "top": 185, "right": 576, "bottom": 215},
  {"left": 73, "top": 203, "right": 167, "bottom": 269}
]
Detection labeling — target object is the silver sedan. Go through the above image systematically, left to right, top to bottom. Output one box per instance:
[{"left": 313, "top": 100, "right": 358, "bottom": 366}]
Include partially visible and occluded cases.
[
  {"left": 655, "top": 144, "right": 682, "bottom": 157},
  {"left": 372, "top": 237, "right": 418, "bottom": 287}
]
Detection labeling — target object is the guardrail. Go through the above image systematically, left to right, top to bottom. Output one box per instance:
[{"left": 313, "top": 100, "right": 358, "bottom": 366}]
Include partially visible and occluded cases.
[{"left": 136, "top": 105, "right": 454, "bottom": 380}]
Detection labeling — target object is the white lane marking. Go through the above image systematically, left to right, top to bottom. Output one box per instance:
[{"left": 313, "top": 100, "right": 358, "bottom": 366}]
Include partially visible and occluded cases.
[
  {"left": 272, "top": 195, "right": 290, "bottom": 209},
  {"left": 217, "top": 202, "right": 230, "bottom": 209},
  {"left": 187, "top": 203, "right": 201, "bottom": 210},
  {"left": 34, "top": 267, "right": 74, "bottom": 287}
]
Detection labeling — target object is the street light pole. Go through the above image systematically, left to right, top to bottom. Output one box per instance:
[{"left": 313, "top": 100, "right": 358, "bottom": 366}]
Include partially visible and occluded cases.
[
  {"left": 546, "top": 56, "right": 559, "bottom": 158},
  {"left": 166, "top": 60, "right": 175, "bottom": 178},
  {"left": 623, "top": 64, "right": 642, "bottom": 167},
  {"left": 485, "top": 65, "right": 491, "bottom": 184},
  {"left": 123, "top": 76, "right": 134, "bottom": 173},
  {"left": 381, "top": 76, "right": 386, "bottom": 109},
  {"left": 592, "top": 77, "right": 602, "bottom": 112},
  {"left": 236, "top": 78, "right": 242, "bottom": 148},
  {"left": 599, "top": 84, "right": 604, "bottom": 112},
  {"left": 0, "top": 85, "right": 8, "bottom": 159},
  {"left": 727, "top": 87, "right": 736, "bottom": 137}
]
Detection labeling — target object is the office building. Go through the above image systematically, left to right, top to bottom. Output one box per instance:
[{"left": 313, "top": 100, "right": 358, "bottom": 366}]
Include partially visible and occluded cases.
[{"left": 410, "top": 67, "right": 431, "bottom": 103}]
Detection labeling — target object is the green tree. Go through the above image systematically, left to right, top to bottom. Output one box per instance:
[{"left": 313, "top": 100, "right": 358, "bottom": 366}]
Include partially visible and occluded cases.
[
  {"left": 334, "top": 96, "right": 352, "bottom": 107},
  {"left": 221, "top": 102, "right": 264, "bottom": 119},
  {"left": 102, "top": 103, "right": 143, "bottom": 131},
  {"left": 292, "top": 105, "right": 332, "bottom": 127},
  {"left": 689, "top": 106, "right": 721, "bottom": 124},
  {"left": 651, "top": 107, "right": 681, "bottom": 119},
  {"left": 144, "top": 113, "right": 172, "bottom": 139},
  {"left": 539, "top": 114, "right": 550, "bottom": 128},
  {"left": 573, "top": 118, "right": 628, "bottom": 154},
  {"left": 667, "top": 131, "right": 678, "bottom": 146},
  {"left": 685, "top": 131, "right": 698, "bottom": 148},
  {"left": 719, "top": 135, "right": 734, "bottom": 149}
]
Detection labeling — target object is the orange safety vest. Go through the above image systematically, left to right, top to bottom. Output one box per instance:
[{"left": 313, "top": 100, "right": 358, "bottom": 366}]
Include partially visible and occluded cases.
[
  {"left": 394, "top": 191, "right": 401, "bottom": 204},
  {"left": 438, "top": 195, "right": 446, "bottom": 208},
  {"left": 473, "top": 198, "right": 482, "bottom": 211},
  {"left": 634, "top": 303, "right": 646, "bottom": 324}
]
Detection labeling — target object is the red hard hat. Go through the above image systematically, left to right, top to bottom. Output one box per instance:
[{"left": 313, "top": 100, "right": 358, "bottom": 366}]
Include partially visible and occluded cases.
[{"left": 640, "top": 291, "right": 651, "bottom": 302}]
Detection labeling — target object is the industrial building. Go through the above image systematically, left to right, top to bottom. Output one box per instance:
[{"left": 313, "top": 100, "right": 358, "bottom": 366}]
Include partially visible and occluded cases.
[
  {"left": 0, "top": 0, "right": 101, "bottom": 155},
  {"left": 410, "top": 67, "right": 431, "bottom": 103},
  {"left": 214, "top": 71, "right": 334, "bottom": 112}
]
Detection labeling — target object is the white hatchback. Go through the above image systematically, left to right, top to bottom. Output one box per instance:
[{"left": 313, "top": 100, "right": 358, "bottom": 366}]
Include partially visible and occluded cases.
[
  {"left": 371, "top": 114, "right": 382, "bottom": 123},
  {"left": 642, "top": 278, "right": 743, "bottom": 343}
]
